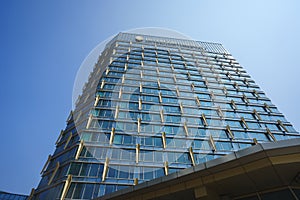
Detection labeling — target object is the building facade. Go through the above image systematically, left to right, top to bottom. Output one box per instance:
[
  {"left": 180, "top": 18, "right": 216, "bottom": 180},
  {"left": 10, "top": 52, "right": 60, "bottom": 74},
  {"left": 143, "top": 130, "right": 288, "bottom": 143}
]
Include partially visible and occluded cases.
[
  {"left": 31, "top": 32, "right": 299, "bottom": 199},
  {"left": 0, "top": 190, "right": 28, "bottom": 200}
]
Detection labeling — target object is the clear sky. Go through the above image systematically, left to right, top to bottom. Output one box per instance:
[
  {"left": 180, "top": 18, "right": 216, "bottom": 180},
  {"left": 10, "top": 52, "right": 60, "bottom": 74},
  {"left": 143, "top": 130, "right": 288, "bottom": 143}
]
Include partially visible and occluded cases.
[{"left": 0, "top": 0, "right": 299, "bottom": 195}]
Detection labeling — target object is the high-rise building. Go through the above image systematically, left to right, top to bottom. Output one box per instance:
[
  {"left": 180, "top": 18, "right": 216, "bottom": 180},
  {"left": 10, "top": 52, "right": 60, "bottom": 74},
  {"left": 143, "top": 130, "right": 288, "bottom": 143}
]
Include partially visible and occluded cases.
[
  {"left": 31, "top": 31, "right": 299, "bottom": 200},
  {"left": 0, "top": 191, "right": 28, "bottom": 200}
]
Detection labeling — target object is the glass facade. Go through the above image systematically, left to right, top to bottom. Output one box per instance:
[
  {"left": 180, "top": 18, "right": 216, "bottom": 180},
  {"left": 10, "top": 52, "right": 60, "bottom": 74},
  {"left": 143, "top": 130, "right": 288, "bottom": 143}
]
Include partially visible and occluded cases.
[
  {"left": 32, "top": 32, "right": 299, "bottom": 199},
  {"left": 0, "top": 191, "right": 28, "bottom": 200}
]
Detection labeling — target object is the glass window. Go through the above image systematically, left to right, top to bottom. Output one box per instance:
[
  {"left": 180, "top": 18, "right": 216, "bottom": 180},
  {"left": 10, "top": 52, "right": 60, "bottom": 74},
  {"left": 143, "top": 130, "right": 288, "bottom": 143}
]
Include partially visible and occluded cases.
[
  {"left": 181, "top": 91, "right": 195, "bottom": 97},
  {"left": 196, "top": 93, "right": 210, "bottom": 100},
  {"left": 142, "top": 95, "right": 159, "bottom": 103},
  {"left": 162, "top": 97, "right": 178, "bottom": 104},
  {"left": 181, "top": 99, "right": 196, "bottom": 106},
  {"left": 201, "top": 101, "right": 213, "bottom": 107},
  {"left": 142, "top": 103, "right": 160, "bottom": 111},
  {"left": 164, "top": 105, "right": 180, "bottom": 113},
  {"left": 183, "top": 107, "right": 199, "bottom": 115},
  {"left": 269, "top": 107, "right": 279, "bottom": 113},
  {"left": 202, "top": 109, "right": 218, "bottom": 116},
  {"left": 225, "top": 111, "right": 239, "bottom": 118},
  {"left": 141, "top": 113, "right": 161, "bottom": 122},
  {"left": 238, "top": 113, "right": 255, "bottom": 120},
  {"left": 260, "top": 114, "right": 271, "bottom": 121},
  {"left": 165, "top": 115, "right": 182, "bottom": 123},
  {"left": 269, "top": 115, "right": 288, "bottom": 122},
  {"left": 185, "top": 117, "right": 201, "bottom": 125},
  {"left": 206, "top": 119, "right": 224, "bottom": 127},
  {"left": 227, "top": 120, "right": 242, "bottom": 128},
  {"left": 115, "top": 122, "right": 137, "bottom": 132},
  {"left": 247, "top": 122, "right": 261, "bottom": 129},
  {"left": 265, "top": 123, "right": 280, "bottom": 131},
  {"left": 140, "top": 124, "right": 161, "bottom": 133},
  {"left": 163, "top": 125, "right": 184, "bottom": 135},
  {"left": 285, "top": 125, "right": 296, "bottom": 132},
  {"left": 189, "top": 127, "right": 207, "bottom": 137},
  {"left": 209, "top": 129, "right": 228, "bottom": 138},
  {"left": 233, "top": 131, "right": 250, "bottom": 139},
  {"left": 81, "top": 132, "right": 92, "bottom": 142},
  {"left": 248, "top": 132, "right": 269, "bottom": 141},
  {"left": 113, "top": 134, "right": 136, "bottom": 145},
  {"left": 273, "top": 134, "right": 286, "bottom": 141},
  {"left": 140, "top": 136, "right": 162, "bottom": 147},
  {"left": 166, "top": 138, "right": 190, "bottom": 148},
  {"left": 192, "top": 140, "right": 210, "bottom": 150},
  {"left": 215, "top": 141, "right": 233, "bottom": 151},
  {"left": 236, "top": 142, "right": 252, "bottom": 149},
  {"left": 94, "top": 148, "right": 108, "bottom": 159},
  {"left": 140, "top": 150, "right": 163, "bottom": 162},
  {"left": 167, "top": 152, "right": 191, "bottom": 164},
  {"left": 194, "top": 154, "right": 219, "bottom": 164},
  {"left": 68, "top": 163, "right": 81, "bottom": 176},
  {"left": 79, "top": 163, "right": 90, "bottom": 176},
  {"left": 89, "top": 164, "right": 101, "bottom": 177},
  {"left": 107, "top": 167, "right": 117, "bottom": 178},
  {"left": 138, "top": 167, "right": 165, "bottom": 180},
  {"left": 168, "top": 167, "right": 181, "bottom": 175},
  {"left": 72, "top": 183, "right": 84, "bottom": 199},
  {"left": 83, "top": 185, "right": 96, "bottom": 199},
  {"left": 260, "top": 188, "right": 295, "bottom": 200}
]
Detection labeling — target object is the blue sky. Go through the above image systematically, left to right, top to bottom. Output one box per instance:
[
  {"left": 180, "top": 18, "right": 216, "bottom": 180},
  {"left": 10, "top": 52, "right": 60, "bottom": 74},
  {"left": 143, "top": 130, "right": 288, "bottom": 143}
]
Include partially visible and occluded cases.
[{"left": 0, "top": 0, "right": 299, "bottom": 195}]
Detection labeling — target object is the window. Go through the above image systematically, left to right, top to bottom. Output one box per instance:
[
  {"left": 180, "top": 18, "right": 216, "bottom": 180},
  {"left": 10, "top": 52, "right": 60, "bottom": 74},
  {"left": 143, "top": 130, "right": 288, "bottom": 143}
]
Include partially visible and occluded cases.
[
  {"left": 196, "top": 93, "right": 210, "bottom": 100},
  {"left": 141, "top": 95, "right": 159, "bottom": 103},
  {"left": 162, "top": 97, "right": 178, "bottom": 104},
  {"left": 180, "top": 99, "right": 196, "bottom": 106},
  {"left": 201, "top": 101, "right": 213, "bottom": 107},
  {"left": 142, "top": 103, "right": 160, "bottom": 111},
  {"left": 164, "top": 105, "right": 180, "bottom": 113},
  {"left": 141, "top": 113, "right": 161, "bottom": 122},
  {"left": 238, "top": 113, "right": 255, "bottom": 120},
  {"left": 165, "top": 115, "right": 182, "bottom": 123},
  {"left": 185, "top": 117, "right": 201, "bottom": 125},
  {"left": 227, "top": 120, "right": 242, "bottom": 128},
  {"left": 115, "top": 122, "right": 137, "bottom": 132},
  {"left": 247, "top": 122, "right": 261, "bottom": 129},
  {"left": 265, "top": 123, "right": 280, "bottom": 131},
  {"left": 140, "top": 124, "right": 161, "bottom": 133},
  {"left": 163, "top": 125, "right": 184, "bottom": 135},
  {"left": 285, "top": 125, "right": 296, "bottom": 132},
  {"left": 189, "top": 127, "right": 207, "bottom": 137},
  {"left": 208, "top": 129, "right": 228, "bottom": 138},
  {"left": 233, "top": 131, "right": 250, "bottom": 139},
  {"left": 81, "top": 132, "right": 92, "bottom": 142},
  {"left": 248, "top": 132, "right": 269, "bottom": 141},
  {"left": 113, "top": 134, "right": 136, "bottom": 145},
  {"left": 140, "top": 136, "right": 162, "bottom": 147},
  {"left": 166, "top": 138, "right": 189, "bottom": 148},
  {"left": 192, "top": 140, "right": 210, "bottom": 150},
  {"left": 215, "top": 141, "right": 233, "bottom": 151},
  {"left": 236, "top": 142, "right": 252, "bottom": 149},
  {"left": 94, "top": 148, "right": 108, "bottom": 159},
  {"left": 111, "top": 148, "right": 135, "bottom": 161},
  {"left": 139, "top": 150, "right": 163, "bottom": 162},
  {"left": 167, "top": 152, "right": 191, "bottom": 164},
  {"left": 194, "top": 154, "right": 219, "bottom": 164},
  {"left": 68, "top": 163, "right": 103, "bottom": 177},
  {"left": 107, "top": 165, "right": 134, "bottom": 179},
  {"left": 138, "top": 167, "right": 165, "bottom": 180}
]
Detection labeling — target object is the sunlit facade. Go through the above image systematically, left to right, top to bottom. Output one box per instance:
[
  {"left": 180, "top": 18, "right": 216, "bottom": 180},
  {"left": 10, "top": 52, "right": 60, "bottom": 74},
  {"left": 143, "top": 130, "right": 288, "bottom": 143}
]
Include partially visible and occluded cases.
[{"left": 31, "top": 32, "right": 299, "bottom": 199}]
